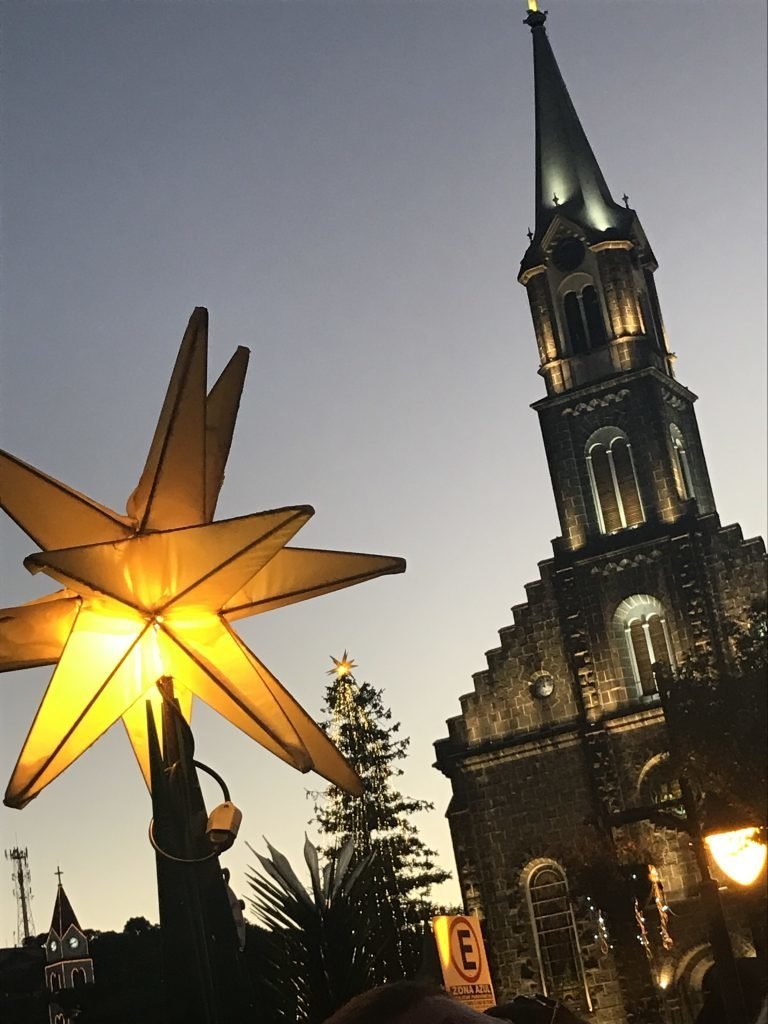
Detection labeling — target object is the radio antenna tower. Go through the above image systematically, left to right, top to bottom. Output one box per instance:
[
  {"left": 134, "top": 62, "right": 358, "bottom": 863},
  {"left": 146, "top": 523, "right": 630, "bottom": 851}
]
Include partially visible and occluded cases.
[{"left": 5, "top": 846, "right": 35, "bottom": 945}]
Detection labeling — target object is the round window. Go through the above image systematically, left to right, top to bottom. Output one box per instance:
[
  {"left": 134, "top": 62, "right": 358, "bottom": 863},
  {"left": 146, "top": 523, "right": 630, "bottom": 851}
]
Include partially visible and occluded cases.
[{"left": 530, "top": 673, "right": 555, "bottom": 699}]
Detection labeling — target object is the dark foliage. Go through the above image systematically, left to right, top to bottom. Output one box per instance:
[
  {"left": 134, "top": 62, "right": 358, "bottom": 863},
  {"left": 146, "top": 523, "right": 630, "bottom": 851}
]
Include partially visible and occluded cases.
[
  {"left": 665, "top": 602, "right": 767, "bottom": 823},
  {"left": 246, "top": 836, "right": 385, "bottom": 1023},
  {"left": 0, "top": 921, "right": 164, "bottom": 1023}
]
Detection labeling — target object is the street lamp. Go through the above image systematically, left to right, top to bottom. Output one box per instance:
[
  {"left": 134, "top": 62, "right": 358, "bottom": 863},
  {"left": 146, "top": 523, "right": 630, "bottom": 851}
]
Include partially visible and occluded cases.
[
  {"left": 700, "top": 794, "right": 768, "bottom": 888},
  {"left": 705, "top": 828, "right": 767, "bottom": 887}
]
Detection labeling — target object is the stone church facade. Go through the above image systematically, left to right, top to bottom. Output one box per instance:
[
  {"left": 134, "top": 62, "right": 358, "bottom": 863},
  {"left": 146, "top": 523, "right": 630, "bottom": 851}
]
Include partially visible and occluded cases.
[{"left": 434, "top": 9, "right": 766, "bottom": 1023}]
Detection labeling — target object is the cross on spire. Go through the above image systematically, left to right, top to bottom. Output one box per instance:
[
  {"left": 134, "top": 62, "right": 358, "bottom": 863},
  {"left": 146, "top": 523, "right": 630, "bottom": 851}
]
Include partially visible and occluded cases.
[
  {"left": 622, "top": 193, "right": 630, "bottom": 208},
  {"left": 55, "top": 866, "right": 63, "bottom": 886}
]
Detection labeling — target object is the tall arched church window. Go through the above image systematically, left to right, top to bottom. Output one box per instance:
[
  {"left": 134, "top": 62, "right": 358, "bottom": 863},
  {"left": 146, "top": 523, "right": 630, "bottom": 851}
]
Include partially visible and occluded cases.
[
  {"left": 670, "top": 424, "right": 695, "bottom": 500},
  {"left": 586, "top": 428, "right": 645, "bottom": 534},
  {"left": 614, "top": 595, "right": 675, "bottom": 697},
  {"left": 526, "top": 862, "right": 592, "bottom": 1011},
  {"left": 71, "top": 967, "right": 87, "bottom": 988}
]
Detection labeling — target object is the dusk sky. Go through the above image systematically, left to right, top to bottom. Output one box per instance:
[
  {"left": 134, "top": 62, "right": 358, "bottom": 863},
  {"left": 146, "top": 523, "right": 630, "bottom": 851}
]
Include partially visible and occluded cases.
[{"left": 1, "top": 0, "right": 765, "bottom": 943}]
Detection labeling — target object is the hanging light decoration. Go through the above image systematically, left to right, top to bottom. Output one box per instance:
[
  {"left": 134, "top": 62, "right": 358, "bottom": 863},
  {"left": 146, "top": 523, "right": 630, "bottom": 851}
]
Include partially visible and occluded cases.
[
  {"left": 0, "top": 308, "right": 405, "bottom": 808},
  {"left": 649, "top": 865, "right": 674, "bottom": 950},
  {"left": 634, "top": 897, "right": 652, "bottom": 960}
]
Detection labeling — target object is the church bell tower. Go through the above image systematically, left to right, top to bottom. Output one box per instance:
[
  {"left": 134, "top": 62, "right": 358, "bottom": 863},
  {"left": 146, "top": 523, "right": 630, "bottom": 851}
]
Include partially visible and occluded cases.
[
  {"left": 521, "top": 5, "right": 716, "bottom": 557},
  {"left": 435, "top": 6, "right": 766, "bottom": 1021}
]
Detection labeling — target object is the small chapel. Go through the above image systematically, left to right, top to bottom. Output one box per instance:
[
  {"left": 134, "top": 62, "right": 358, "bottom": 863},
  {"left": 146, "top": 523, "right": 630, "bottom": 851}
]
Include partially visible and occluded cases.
[
  {"left": 434, "top": 7, "right": 766, "bottom": 1024},
  {"left": 44, "top": 871, "right": 94, "bottom": 1024}
]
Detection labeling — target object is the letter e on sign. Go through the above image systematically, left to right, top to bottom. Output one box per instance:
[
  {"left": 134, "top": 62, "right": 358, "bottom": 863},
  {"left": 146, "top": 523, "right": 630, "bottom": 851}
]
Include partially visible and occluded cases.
[{"left": 450, "top": 918, "right": 481, "bottom": 982}]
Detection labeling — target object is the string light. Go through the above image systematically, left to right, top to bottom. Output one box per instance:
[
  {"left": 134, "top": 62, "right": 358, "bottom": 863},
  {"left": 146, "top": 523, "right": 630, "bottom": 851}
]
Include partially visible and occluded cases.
[
  {"left": 649, "top": 865, "right": 674, "bottom": 950},
  {"left": 634, "top": 897, "right": 652, "bottom": 960}
]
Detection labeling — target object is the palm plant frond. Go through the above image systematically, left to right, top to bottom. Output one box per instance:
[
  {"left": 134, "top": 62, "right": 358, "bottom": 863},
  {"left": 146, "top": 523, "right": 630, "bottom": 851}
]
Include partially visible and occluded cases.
[{"left": 246, "top": 836, "right": 380, "bottom": 1024}]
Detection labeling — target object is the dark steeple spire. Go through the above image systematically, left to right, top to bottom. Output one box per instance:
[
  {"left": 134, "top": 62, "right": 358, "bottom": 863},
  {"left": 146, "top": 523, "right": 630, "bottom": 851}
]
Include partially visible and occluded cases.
[
  {"left": 517, "top": 5, "right": 673, "bottom": 400},
  {"left": 524, "top": 6, "right": 631, "bottom": 244},
  {"left": 49, "top": 871, "right": 82, "bottom": 937}
]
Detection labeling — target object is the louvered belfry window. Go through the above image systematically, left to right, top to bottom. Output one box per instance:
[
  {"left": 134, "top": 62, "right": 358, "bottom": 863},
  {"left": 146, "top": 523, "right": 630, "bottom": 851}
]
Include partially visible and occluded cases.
[
  {"left": 563, "top": 285, "right": 607, "bottom": 354},
  {"left": 582, "top": 286, "right": 607, "bottom": 347},
  {"left": 564, "top": 292, "right": 589, "bottom": 355},
  {"left": 586, "top": 429, "right": 645, "bottom": 534},
  {"left": 527, "top": 864, "right": 591, "bottom": 1011}
]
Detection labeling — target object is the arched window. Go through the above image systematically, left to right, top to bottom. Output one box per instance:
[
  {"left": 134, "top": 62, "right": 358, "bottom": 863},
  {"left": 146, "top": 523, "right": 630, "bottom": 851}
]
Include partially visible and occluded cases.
[
  {"left": 562, "top": 284, "right": 607, "bottom": 354},
  {"left": 582, "top": 286, "right": 607, "bottom": 347},
  {"left": 564, "top": 292, "right": 588, "bottom": 354},
  {"left": 670, "top": 424, "right": 695, "bottom": 500},
  {"left": 586, "top": 428, "right": 645, "bottom": 534},
  {"left": 614, "top": 595, "right": 675, "bottom": 697},
  {"left": 637, "top": 753, "right": 685, "bottom": 818},
  {"left": 526, "top": 862, "right": 592, "bottom": 1010},
  {"left": 71, "top": 967, "right": 87, "bottom": 988},
  {"left": 50, "top": 972, "right": 61, "bottom": 992}
]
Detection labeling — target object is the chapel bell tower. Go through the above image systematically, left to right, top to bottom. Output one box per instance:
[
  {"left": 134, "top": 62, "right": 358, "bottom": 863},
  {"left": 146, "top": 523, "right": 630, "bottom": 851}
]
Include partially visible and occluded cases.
[{"left": 44, "top": 869, "right": 94, "bottom": 1024}]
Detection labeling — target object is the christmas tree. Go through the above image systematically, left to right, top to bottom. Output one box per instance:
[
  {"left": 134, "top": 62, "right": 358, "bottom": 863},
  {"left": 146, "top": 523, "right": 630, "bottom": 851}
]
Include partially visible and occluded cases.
[{"left": 313, "top": 653, "right": 450, "bottom": 979}]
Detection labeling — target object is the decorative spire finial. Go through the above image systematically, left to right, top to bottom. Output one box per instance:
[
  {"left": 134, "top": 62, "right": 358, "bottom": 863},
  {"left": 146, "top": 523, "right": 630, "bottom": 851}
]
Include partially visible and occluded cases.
[
  {"left": 524, "top": 0, "right": 547, "bottom": 29},
  {"left": 622, "top": 193, "right": 630, "bottom": 208},
  {"left": 527, "top": 227, "right": 534, "bottom": 242},
  {"left": 55, "top": 865, "right": 63, "bottom": 886}
]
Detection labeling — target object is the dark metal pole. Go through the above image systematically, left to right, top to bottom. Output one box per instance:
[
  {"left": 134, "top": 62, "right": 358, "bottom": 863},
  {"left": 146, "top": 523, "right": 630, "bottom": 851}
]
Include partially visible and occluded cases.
[
  {"left": 654, "top": 666, "right": 748, "bottom": 1024},
  {"left": 147, "top": 679, "right": 253, "bottom": 1024}
]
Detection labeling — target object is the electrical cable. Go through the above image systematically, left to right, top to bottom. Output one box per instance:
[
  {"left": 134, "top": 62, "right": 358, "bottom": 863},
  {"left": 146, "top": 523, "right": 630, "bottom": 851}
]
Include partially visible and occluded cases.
[{"left": 146, "top": 678, "right": 234, "bottom": 863}]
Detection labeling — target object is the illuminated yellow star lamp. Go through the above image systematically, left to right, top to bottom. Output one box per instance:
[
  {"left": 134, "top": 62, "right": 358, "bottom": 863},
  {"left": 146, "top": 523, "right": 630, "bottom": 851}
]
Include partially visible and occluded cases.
[{"left": 0, "top": 308, "right": 404, "bottom": 809}]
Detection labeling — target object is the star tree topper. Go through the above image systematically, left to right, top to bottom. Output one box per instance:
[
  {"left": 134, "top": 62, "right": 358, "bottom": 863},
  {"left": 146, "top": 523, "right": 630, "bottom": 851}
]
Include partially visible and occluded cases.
[{"left": 0, "top": 309, "right": 404, "bottom": 808}]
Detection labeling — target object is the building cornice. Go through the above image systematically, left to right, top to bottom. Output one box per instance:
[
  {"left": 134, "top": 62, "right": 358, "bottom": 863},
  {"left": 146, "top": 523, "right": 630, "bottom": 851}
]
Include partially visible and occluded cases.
[{"left": 531, "top": 365, "right": 699, "bottom": 413}]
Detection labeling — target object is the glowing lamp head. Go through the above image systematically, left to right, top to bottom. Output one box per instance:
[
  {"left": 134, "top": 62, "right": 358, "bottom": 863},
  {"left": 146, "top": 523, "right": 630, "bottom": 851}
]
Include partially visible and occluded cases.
[{"left": 705, "top": 827, "right": 767, "bottom": 887}]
